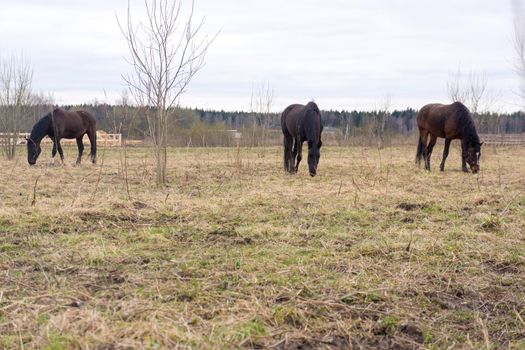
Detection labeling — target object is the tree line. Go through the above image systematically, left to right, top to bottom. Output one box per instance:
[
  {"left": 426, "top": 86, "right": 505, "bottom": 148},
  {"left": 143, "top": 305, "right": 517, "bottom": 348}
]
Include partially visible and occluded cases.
[
  {"left": 8, "top": 103, "right": 525, "bottom": 142},
  {"left": 59, "top": 103, "right": 525, "bottom": 135}
]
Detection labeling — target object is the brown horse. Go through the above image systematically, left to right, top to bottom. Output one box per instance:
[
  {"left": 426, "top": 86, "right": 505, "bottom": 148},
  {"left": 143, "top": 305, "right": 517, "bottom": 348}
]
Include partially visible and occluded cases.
[
  {"left": 281, "top": 102, "right": 323, "bottom": 176},
  {"left": 416, "top": 102, "right": 482, "bottom": 173},
  {"left": 27, "top": 108, "right": 97, "bottom": 165}
]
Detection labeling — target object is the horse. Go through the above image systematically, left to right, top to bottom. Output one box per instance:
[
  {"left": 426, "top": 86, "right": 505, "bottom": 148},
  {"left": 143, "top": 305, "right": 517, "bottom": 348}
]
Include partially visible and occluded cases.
[
  {"left": 281, "top": 101, "right": 323, "bottom": 177},
  {"left": 415, "top": 102, "right": 482, "bottom": 173},
  {"left": 27, "top": 108, "right": 97, "bottom": 165}
]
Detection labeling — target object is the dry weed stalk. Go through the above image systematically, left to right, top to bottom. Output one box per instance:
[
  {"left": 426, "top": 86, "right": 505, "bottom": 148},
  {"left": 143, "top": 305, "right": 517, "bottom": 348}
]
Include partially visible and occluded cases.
[
  {"left": 89, "top": 146, "right": 107, "bottom": 203},
  {"left": 30, "top": 175, "right": 40, "bottom": 206}
]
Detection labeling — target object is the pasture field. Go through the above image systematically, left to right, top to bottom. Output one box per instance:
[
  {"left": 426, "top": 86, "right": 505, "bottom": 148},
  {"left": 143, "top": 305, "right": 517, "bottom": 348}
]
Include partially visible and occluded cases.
[{"left": 0, "top": 143, "right": 524, "bottom": 349}]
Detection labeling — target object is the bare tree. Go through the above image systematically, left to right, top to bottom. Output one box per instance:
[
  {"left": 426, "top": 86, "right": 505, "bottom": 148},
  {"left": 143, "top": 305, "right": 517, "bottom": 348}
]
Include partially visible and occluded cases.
[
  {"left": 118, "top": 0, "right": 216, "bottom": 184},
  {"left": 513, "top": 0, "right": 525, "bottom": 107},
  {"left": 0, "top": 55, "right": 33, "bottom": 160},
  {"left": 446, "top": 66, "right": 487, "bottom": 115},
  {"left": 446, "top": 66, "right": 469, "bottom": 104},
  {"left": 468, "top": 72, "right": 487, "bottom": 115},
  {"left": 249, "top": 81, "right": 274, "bottom": 151},
  {"left": 31, "top": 92, "right": 55, "bottom": 124},
  {"left": 108, "top": 92, "right": 138, "bottom": 200},
  {"left": 375, "top": 94, "right": 391, "bottom": 149},
  {"left": 342, "top": 112, "right": 350, "bottom": 142}
]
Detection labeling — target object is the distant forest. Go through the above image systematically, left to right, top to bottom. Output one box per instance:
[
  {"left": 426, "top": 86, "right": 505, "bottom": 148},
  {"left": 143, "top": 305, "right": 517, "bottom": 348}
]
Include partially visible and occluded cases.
[{"left": 12, "top": 103, "right": 525, "bottom": 146}]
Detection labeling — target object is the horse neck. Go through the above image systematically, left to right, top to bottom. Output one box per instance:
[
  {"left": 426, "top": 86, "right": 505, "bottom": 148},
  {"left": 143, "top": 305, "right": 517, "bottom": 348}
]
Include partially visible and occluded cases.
[
  {"left": 304, "top": 112, "right": 321, "bottom": 143},
  {"left": 30, "top": 115, "right": 51, "bottom": 143},
  {"left": 461, "top": 115, "right": 479, "bottom": 145},
  {"left": 466, "top": 130, "right": 480, "bottom": 145}
]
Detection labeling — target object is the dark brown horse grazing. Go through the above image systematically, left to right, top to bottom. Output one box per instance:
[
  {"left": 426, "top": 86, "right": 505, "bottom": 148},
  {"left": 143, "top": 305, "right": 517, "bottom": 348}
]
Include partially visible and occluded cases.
[
  {"left": 281, "top": 102, "right": 323, "bottom": 176},
  {"left": 416, "top": 102, "right": 482, "bottom": 173},
  {"left": 27, "top": 108, "right": 97, "bottom": 165}
]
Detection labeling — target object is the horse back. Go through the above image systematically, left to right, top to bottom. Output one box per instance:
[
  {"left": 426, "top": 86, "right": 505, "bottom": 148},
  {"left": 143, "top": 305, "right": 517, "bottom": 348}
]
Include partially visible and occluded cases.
[
  {"left": 281, "top": 103, "right": 322, "bottom": 142},
  {"left": 417, "top": 103, "right": 462, "bottom": 139},
  {"left": 281, "top": 104, "right": 304, "bottom": 137},
  {"left": 53, "top": 109, "right": 96, "bottom": 139},
  {"left": 77, "top": 111, "right": 97, "bottom": 130}
]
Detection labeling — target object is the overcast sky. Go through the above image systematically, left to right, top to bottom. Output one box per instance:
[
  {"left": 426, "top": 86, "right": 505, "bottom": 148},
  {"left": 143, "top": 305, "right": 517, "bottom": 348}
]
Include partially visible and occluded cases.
[{"left": 0, "top": 0, "right": 522, "bottom": 112}]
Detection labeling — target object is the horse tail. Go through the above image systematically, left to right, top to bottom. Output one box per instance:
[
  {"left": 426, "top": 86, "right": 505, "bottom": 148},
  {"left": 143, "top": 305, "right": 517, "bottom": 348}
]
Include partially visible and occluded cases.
[
  {"left": 281, "top": 105, "right": 296, "bottom": 173},
  {"left": 415, "top": 106, "right": 428, "bottom": 167},
  {"left": 86, "top": 123, "right": 97, "bottom": 164},
  {"left": 283, "top": 134, "right": 292, "bottom": 171},
  {"left": 415, "top": 134, "right": 425, "bottom": 166}
]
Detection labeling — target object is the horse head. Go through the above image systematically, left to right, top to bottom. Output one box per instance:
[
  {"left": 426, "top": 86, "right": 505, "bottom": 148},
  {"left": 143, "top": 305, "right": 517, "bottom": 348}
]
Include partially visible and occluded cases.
[
  {"left": 304, "top": 103, "right": 323, "bottom": 177},
  {"left": 26, "top": 137, "right": 41, "bottom": 165},
  {"left": 307, "top": 140, "right": 322, "bottom": 177},
  {"left": 465, "top": 141, "right": 483, "bottom": 174}
]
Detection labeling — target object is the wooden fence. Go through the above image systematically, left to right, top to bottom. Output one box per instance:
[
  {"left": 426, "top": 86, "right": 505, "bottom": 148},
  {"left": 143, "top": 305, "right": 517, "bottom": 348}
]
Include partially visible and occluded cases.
[
  {"left": 0, "top": 131, "right": 122, "bottom": 147},
  {"left": 3, "top": 131, "right": 523, "bottom": 148},
  {"left": 479, "top": 134, "right": 525, "bottom": 146}
]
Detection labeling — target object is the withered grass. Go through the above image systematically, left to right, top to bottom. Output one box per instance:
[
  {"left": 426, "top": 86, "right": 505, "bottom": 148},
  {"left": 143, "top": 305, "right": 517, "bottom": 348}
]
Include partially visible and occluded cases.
[{"left": 0, "top": 143, "right": 524, "bottom": 349}]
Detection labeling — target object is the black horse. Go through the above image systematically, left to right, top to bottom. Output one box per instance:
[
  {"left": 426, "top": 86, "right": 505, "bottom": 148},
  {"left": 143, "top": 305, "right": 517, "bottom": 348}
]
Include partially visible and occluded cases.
[
  {"left": 281, "top": 102, "right": 323, "bottom": 177},
  {"left": 416, "top": 102, "right": 482, "bottom": 173},
  {"left": 27, "top": 108, "right": 97, "bottom": 165}
]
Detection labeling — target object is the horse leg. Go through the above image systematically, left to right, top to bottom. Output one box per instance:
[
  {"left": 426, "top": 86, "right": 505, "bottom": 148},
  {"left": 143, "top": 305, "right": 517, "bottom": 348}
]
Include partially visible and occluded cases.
[
  {"left": 87, "top": 128, "right": 97, "bottom": 164},
  {"left": 426, "top": 135, "right": 437, "bottom": 171},
  {"left": 76, "top": 137, "right": 84, "bottom": 165},
  {"left": 291, "top": 138, "right": 299, "bottom": 174},
  {"left": 440, "top": 138, "right": 451, "bottom": 171},
  {"left": 51, "top": 139, "right": 57, "bottom": 164},
  {"left": 56, "top": 139, "right": 65, "bottom": 163},
  {"left": 294, "top": 139, "right": 303, "bottom": 173},
  {"left": 461, "top": 140, "right": 468, "bottom": 172}
]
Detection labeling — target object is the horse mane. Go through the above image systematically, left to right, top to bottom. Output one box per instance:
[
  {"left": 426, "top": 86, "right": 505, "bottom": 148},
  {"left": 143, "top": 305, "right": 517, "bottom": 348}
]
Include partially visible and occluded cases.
[
  {"left": 303, "top": 101, "right": 322, "bottom": 144},
  {"left": 305, "top": 101, "right": 320, "bottom": 114},
  {"left": 452, "top": 102, "right": 479, "bottom": 145},
  {"left": 29, "top": 112, "right": 52, "bottom": 141}
]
